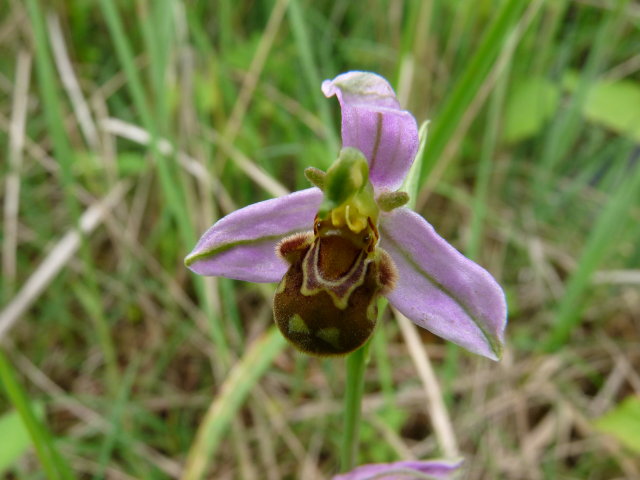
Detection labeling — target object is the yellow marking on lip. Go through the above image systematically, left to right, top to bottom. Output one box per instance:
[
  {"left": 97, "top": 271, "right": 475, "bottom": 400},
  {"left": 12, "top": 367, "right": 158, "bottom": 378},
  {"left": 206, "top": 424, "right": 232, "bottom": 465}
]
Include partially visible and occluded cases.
[
  {"left": 330, "top": 203, "right": 367, "bottom": 233},
  {"left": 301, "top": 244, "right": 369, "bottom": 310},
  {"left": 276, "top": 277, "right": 287, "bottom": 294},
  {"left": 366, "top": 298, "right": 378, "bottom": 324},
  {"left": 289, "top": 314, "right": 310, "bottom": 334},
  {"left": 316, "top": 327, "right": 341, "bottom": 348}
]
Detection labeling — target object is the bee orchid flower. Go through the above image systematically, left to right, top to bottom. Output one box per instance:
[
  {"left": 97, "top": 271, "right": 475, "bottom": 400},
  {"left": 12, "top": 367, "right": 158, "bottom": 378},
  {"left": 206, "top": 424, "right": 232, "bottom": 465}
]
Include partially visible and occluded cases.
[{"left": 185, "top": 71, "right": 507, "bottom": 360}]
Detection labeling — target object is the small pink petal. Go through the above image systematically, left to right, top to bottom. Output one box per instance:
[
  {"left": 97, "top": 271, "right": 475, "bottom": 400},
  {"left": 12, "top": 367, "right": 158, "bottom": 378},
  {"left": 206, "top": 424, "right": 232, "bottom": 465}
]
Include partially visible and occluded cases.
[
  {"left": 322, "top": 72, "right": 418, "bottom": 191},
  {"left": 185, "top": 188, "right": 322, "bottom": 283},
  {"left": 380, "top": 208, "right": 507, "bottom": 360}
]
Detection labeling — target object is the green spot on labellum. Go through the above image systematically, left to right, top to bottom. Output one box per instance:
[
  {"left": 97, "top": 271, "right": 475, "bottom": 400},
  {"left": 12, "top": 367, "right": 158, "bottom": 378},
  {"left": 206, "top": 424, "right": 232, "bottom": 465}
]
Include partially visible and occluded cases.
[
  {"left": 276, "top": 277, "right": 287, "bottom": 294},
  {"left": 289, "top": 314, "right": 310, "bottom": 334},
  {"left": 317, "top": 327, "right": 341, "bottom": 348}
]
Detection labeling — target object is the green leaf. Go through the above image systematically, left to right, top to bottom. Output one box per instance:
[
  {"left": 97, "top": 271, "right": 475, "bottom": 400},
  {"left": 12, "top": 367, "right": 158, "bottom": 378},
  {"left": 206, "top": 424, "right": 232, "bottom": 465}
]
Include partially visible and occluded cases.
[
  {"left": 503, "top": 77, "right": 560, "bottom": 143},
  {"left": 582, "top": 79, "right": 640, "bottom": 142},
  {"left": 594, "top": 396, "right": 640, "bottom": 453},
  {"left": 0, "top": 405, "right": 44, "bottom": 475}
]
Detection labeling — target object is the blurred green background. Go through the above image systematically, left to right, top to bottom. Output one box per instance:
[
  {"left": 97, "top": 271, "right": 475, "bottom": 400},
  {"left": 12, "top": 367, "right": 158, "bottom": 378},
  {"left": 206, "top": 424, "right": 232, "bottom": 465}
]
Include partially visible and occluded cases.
[{"left": 1, "top": 0, "right": 639, "bottom": 478}]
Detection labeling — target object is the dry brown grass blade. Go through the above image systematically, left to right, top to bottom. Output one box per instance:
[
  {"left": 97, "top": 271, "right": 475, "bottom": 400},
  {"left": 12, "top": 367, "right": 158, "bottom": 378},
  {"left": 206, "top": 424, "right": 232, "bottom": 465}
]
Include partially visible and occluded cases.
[
  {"left": 223, "top": 0, "right": 290, "bottom": 142},
  {"left": 47, "top": 12, "right": 99, "bottom": 150},
  {"left": 2, "top": 50, "right": 31, "bottom": 288},
  {"left": 101, "top": 117, "right": 289, "bottom": 199},
  {"left": 0, "top": 181, "right": 129, "bottom": 340},
  {"left": 394, "top": 308, "right": 460, "bottom": 458}
]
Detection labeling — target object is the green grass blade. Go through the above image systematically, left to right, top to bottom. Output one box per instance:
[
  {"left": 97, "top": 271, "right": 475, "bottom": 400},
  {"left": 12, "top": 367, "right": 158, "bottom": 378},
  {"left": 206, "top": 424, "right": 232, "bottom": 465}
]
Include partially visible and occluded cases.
[
  {"left": 25, "top": 0, "right": 78, "bottom": 220},
  {"left": 26, "top": 0, "right": 120, "bottom": 394},
  {"left": 96, "top": 0, "right": 154, "bottom": 134},
  {"left": 97, "top": 0, "right": 193, "bottom": 246},
  {"left": 97, "top": 0, "right": 231, "bottom": 364},
  {"left": 218, "top": 0, "right": 233, "bottom": 51},
  {"left": 287, "top": 0, "right": 339, "bottom": 152},
  {"left": 418, "top": 0, "right": 525, "bottom": 185},
  {"left": 534, "top": 0, "right": 629, "bottom": 201},
  {"left": 467, "top": 59, "right": 511, "bottom": 260},
  {"left": 544, "top": 145, "right": 640, "bottom": 351},
  {"left": 181, "top": 328, "right": 287, "bottom": 480},
  {"left": 0, "top": 350, "right": 77, "bottom": 480},
  {"left": 94, "top": 359, "right": 140, "bottom": 480}
]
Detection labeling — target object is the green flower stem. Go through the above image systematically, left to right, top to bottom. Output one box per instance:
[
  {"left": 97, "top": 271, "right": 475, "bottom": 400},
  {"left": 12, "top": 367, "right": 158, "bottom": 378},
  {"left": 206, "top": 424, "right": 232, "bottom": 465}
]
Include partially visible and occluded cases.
[
  {"left": 340, "top": 265, "right": 391, "bottom": 471},
  {"left": 340, "top": 340, "right": 369, "bottom": 471}
]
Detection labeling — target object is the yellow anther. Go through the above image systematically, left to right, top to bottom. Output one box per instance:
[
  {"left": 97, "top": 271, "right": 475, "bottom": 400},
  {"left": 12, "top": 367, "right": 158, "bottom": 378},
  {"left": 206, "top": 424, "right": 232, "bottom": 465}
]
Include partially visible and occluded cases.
[
  {"left": 329, "top": 203, "right": 368, "bottom": 234},
  {"left": 345, "top": 205, "right": 367, "bottom": 233},
  {"left": 331, "top": 206, "right": 345, "bottom": 227}
]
